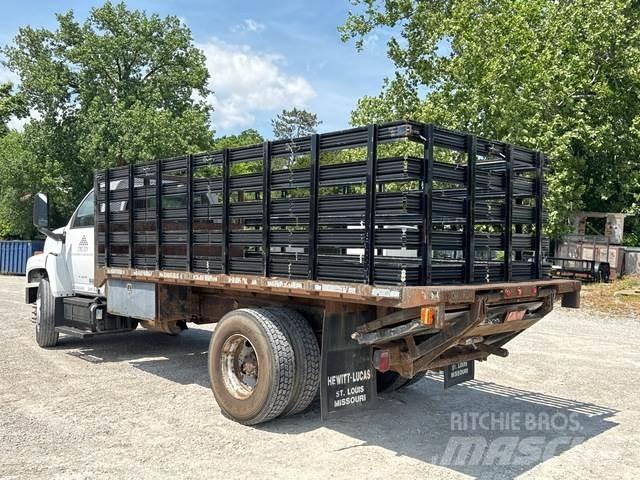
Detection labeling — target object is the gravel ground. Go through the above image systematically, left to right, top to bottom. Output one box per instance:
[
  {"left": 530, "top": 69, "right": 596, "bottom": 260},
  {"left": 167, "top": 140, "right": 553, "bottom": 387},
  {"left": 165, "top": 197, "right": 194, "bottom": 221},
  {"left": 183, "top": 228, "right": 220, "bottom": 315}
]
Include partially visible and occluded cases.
[{"left": 1, "top": 275, "right": 639, "bottom": 480}]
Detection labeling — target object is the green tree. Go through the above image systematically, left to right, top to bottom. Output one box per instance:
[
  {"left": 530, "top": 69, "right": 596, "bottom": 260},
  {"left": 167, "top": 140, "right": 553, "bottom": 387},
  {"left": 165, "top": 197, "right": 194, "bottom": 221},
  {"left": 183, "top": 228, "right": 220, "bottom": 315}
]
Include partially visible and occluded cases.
[
  {"left": 340, "top": 0, "right": 640, "bottom": 238},
  {"left": 2, "top": 1, "right": 213, "bottom": 228},
  {"left": 0, "top": 82, "right": 27, "bottom": 136},
  {"left": 0, "top": 83, "right": 33, "bottom": 237},
  {"left": 271, "top": 108, "right": 322, "bottom": 140},
  {"left": 212, "top": 128, "right": 264, "bottom": 150},
  {"left": 0, "top": 132, "right": 58, "bottom": 237}
]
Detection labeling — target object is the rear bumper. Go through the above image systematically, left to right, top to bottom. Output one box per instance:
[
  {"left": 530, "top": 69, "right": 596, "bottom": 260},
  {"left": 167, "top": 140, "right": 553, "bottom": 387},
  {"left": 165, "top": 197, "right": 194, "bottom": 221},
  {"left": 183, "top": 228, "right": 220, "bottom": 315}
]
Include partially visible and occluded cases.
[
  {"left": 396, "top": 278, "right": 581, "bottom": 309},
  {"left": 354, "top": 280, "right": 579, "bottom": 377}
]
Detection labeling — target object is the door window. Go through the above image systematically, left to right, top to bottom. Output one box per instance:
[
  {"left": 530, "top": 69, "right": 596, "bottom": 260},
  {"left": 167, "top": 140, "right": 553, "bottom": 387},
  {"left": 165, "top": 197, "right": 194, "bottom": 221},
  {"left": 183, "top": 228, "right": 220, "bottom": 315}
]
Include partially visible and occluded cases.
[{"left": 71, "top": 192, "right": 95, "bottom": 228}]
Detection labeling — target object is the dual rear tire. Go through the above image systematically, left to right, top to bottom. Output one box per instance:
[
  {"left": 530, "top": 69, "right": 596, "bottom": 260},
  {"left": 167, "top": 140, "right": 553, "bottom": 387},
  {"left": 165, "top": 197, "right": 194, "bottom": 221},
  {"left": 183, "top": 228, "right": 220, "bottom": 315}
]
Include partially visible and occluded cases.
[{"left": 208, "top": 308, "right": 320, "bottom": 425}]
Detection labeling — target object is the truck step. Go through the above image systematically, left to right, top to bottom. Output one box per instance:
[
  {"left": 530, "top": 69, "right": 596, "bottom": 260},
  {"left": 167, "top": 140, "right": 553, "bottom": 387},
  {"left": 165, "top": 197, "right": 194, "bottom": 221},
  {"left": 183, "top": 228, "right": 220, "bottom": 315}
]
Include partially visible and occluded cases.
[{"left": 55, "top": 326, "right": 95, "bottom": 338}]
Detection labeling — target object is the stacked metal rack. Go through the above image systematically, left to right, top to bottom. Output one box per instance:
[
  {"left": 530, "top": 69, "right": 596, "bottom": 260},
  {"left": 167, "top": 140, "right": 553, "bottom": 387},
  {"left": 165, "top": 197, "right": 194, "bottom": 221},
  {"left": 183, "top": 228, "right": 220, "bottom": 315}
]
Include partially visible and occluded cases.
[{"left": 95, "top": 120, "right": 548, "bottom": 286}]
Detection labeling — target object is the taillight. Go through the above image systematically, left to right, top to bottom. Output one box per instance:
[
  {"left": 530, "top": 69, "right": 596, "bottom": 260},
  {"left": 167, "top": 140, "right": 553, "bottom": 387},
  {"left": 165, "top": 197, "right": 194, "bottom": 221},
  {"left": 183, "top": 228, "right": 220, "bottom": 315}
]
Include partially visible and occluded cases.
[
  {"left": 420, "top": 307, "right": 435, "bottom": 326},
  {"left": 373, "top": 349, "right": 391, "bottom": 372}
]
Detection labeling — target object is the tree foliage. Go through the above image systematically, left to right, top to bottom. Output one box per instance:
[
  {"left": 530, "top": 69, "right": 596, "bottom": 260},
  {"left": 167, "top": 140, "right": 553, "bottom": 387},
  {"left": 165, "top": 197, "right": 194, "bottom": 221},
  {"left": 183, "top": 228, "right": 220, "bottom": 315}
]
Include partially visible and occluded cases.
[
  {"left": 341, "top": 0, "right": 640, "bottom": 238},
  {"left": 1, "top": 1, "right": 213, "bottom": 233},
  {"left": 0, "top": 82, "right": 27, "bottom": 137},
  {"left": 0, "top": 83, "right": 33, "bottom": 236},
  {"left": 272, "top": 108, "right": 322, "bottom": 140},
  {"left": 211, "top": 128, "right": 264, "bottom": 151},
  {"left": 0, "top": 132, "right": 54, "bottom": 237}
]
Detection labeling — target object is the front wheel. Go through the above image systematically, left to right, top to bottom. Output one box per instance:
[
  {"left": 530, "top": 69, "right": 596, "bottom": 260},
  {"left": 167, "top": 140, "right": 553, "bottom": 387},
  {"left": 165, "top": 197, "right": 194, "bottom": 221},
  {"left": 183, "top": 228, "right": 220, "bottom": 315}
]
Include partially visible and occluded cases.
[
  {"left": 35, "top": 278, "right": 58, "bottom": 348},
  {"left": 208, "top": 308, "right": 295, "bottom": 425}
]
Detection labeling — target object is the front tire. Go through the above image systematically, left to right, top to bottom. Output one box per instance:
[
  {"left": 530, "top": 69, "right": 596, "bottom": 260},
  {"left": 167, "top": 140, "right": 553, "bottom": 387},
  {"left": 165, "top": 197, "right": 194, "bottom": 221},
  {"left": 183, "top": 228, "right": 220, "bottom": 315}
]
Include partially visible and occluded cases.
[
  {"left": 35, "top": 278, "right": 58, "bottom": 348},
  {"left": 208, "top": 308, "right": 295, "bottom": 425}
]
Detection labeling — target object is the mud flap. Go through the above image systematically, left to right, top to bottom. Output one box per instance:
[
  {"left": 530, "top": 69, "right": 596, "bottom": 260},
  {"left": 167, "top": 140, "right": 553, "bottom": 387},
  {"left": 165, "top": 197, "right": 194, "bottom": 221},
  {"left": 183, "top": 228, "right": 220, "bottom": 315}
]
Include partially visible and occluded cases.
[
  {"left": 320, "top": 309, "right": 377, "bottom": 421},
  {"left": 443, "top": 360, "right": 475, "bottom": 389}
]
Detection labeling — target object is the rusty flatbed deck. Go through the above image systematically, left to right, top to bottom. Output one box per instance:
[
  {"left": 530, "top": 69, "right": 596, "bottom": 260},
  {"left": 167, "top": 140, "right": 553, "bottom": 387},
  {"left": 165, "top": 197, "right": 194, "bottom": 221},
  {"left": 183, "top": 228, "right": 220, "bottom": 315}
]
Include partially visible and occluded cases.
[{"left": 101, "top": 267, "right": 580, "bottom": 309}]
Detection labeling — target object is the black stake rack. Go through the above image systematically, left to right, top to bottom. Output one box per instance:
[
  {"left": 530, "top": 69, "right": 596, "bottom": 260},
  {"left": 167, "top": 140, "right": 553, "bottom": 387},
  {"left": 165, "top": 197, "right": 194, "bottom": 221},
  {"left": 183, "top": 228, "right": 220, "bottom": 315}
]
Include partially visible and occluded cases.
[{"left": 96, "top": 120, "right": 549, "bottom": 286}]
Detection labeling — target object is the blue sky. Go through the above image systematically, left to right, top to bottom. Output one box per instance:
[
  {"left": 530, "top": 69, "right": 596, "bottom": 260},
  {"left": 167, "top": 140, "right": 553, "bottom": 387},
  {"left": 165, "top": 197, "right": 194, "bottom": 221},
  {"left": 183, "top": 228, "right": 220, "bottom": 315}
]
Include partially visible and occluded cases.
[{"left": 0, "top": 0, "right": 396, "bottom": 138}]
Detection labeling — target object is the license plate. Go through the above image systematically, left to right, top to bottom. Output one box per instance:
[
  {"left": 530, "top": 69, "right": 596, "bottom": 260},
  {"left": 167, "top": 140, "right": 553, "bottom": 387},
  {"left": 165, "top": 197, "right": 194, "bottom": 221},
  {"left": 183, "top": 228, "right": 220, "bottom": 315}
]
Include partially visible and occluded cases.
[
  {"left": 505, "top": 310, "right": 526, "bottom": 322},
  {"left": 444, "top": 360, "right": 475, "bottom": 388}
]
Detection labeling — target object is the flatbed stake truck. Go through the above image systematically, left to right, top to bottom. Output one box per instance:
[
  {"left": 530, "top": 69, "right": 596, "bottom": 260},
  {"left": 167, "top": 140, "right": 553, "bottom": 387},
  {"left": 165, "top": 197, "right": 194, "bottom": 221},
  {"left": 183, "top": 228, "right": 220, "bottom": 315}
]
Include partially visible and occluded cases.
[{"left": 25, "top": 121, "right": 580, "bottom": 424}]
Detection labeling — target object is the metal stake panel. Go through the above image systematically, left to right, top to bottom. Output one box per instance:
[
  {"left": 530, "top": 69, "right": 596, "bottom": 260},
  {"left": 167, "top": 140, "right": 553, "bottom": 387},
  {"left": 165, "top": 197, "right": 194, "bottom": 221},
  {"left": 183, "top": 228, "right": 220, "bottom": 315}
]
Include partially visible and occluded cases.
[
  {"left": 95, "top": 120, "right": 549, "bottom": 286},
  {"left": 365, "top": 124, "right": 378, "bottom": 285},
  {"left": 421, "top": 124, "right": 434, "bottom": 285},
  {"left": 308, "top": 134, "right": 320, "bottom": 280},
  {"left": 465, "top": 134, "right": 476, "bottom": 283},
  {"left": 262, "top": 141, "right": 272, "bottom": 277},
  {"left": 504, "top": 145, "right": 514, "bottom": 281},
  {"left": 222, "top": 148, "right": 230, "bottom": 275},
  {"left": 534, "top": 151, "right": 544, "bottom": 278},
  {"left": 186, "top": 154, "right": 193, "bottom": 272},
  {"left": 155, "top": 159, "right": 162, "bottom": 270},
  {"left": 128, "top": 164, "right": 134, "bottom": 268},
  {"left": 104, "top": 168, "right": 111, "bottom": 268},
  {"left": 93, "top": 172, "right": 101, "bottom": 267}
]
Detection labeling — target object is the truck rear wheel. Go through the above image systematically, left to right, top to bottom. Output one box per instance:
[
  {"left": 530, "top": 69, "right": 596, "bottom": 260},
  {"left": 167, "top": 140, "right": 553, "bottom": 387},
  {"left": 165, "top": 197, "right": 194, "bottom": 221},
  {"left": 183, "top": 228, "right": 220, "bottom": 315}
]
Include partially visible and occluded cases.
[
  {"left": 35, "top": 278, "right": 58, "bottom": 348},
  {"left": 208, "top": 308, "right": 295, "bottom": 425},
  {"left": 267, "top": 308, "right": 320, "bottom": 417}
]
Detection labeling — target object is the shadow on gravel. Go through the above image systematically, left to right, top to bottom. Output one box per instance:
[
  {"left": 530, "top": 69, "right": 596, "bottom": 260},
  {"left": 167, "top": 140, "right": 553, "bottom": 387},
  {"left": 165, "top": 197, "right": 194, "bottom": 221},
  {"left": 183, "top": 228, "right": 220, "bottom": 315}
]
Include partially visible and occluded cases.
[
  {"left": 62, "top": 327, "right": 212, "bottom": 388},
  {"left": 60, "top": 330, "right": 618, "bottom": 479},
  {"left": 261, "top": 376, "right": 618, "bottom": 479}
]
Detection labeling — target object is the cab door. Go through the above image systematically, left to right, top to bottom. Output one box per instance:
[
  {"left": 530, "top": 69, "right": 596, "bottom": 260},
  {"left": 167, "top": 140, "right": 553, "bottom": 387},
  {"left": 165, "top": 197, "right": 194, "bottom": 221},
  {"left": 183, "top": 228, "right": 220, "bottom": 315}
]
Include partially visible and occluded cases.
[{"left": 64, "top": 191, "right": 98, "bottom": 295}]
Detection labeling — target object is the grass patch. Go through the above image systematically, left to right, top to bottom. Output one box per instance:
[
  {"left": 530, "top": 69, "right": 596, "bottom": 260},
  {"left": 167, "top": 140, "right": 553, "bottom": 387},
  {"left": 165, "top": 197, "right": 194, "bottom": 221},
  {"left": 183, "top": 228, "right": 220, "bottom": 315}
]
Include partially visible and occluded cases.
[{"left": 580, "top": 276, "right": 640, "bottom": 318}]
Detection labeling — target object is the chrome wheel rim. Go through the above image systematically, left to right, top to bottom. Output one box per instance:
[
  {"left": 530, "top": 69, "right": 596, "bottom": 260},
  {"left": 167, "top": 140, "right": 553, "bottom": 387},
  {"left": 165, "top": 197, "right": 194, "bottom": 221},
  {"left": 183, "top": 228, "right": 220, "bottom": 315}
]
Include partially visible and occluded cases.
[{"left": 220, "top": 334, "right": 259, "bottom": 400}]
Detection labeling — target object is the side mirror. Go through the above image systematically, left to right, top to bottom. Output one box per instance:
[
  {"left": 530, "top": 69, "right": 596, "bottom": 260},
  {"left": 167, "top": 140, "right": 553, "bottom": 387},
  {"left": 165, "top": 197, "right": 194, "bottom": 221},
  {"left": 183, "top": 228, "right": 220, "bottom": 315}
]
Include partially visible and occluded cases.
[
  {"left": 33, "top": 192, "right": 49, "bottom": 229},
  {"left": 33, "top": 192, "right": 65, "bottom": 242}
]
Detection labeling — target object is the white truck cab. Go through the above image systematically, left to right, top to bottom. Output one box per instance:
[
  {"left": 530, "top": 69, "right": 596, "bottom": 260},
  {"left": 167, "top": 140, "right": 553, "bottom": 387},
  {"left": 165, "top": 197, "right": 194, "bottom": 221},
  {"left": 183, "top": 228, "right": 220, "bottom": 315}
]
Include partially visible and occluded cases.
[
  {"left": 25, "top": 190, "right": 138, "bottom": 348},
  {"left": 26, "top": 190, "right": 100, "bottom": 302}
]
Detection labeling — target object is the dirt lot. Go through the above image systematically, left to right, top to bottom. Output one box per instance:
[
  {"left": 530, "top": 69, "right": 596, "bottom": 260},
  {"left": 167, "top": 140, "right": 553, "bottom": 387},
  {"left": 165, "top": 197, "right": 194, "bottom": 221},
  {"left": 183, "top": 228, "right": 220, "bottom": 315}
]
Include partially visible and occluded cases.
[{"left": 1, "top": 275, "right": 639, "bottom": 480}]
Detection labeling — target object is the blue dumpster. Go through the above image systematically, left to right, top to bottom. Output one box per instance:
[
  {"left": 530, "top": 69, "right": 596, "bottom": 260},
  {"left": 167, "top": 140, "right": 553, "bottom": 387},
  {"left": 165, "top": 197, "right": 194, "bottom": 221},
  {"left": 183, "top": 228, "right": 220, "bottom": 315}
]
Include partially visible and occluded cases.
[{"left": 0, "top": 240, "right": 45, "bottom": 275}]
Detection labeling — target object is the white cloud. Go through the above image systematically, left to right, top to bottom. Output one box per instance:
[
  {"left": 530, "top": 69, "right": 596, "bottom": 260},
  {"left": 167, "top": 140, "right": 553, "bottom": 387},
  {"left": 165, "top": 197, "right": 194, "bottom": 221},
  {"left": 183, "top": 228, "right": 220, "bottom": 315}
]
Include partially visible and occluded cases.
[
  {"left": 231, "top": 19, "right": 266, "bottom": 33},
  {"left": 244, "top": 19, "right": 265, "bottom": 32},
  {"left": 362, "top": 34, "right": 380, "bottom": 49},
  {"left": 199, "top": 39, "right": 316, "bottom": 130},
  {"left": 3, "top": 42, "right": 316, "bottom": 133},
  {"left": 0, "top": 62, "right": 19, "bottom": 85},
  {"left": 7, "top": 116, "right": 28, "bottom": 131}
]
